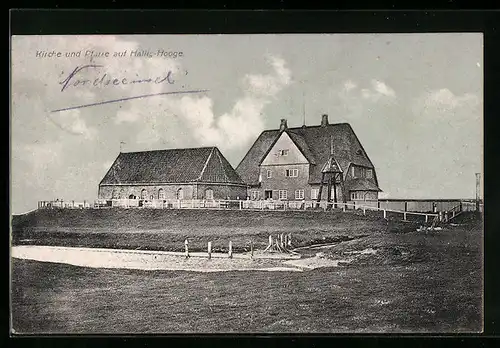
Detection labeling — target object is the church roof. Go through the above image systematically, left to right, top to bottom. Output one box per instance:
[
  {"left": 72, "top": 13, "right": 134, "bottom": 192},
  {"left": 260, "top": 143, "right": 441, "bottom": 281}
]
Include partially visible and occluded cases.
[
  {"left": 236, "top": 123, "right": 375, "bottom": 185},
  {"left": 100, "top": 147, "right": 245, "bottom": 185},
  {"left": 344, "top": 178, "right": 382, "bottom": 192}
]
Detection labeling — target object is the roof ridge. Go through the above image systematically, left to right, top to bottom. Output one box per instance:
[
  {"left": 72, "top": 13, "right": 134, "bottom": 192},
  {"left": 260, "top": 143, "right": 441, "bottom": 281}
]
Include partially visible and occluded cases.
[
  {"left": 262, "top": 123, "right": 350, "bottom": 133},
  {"left": 122, "top": 146, "right": 216, "bottom": 154},
  {"left": 197, "top": 147, "right": 215, "bottom": 181}
]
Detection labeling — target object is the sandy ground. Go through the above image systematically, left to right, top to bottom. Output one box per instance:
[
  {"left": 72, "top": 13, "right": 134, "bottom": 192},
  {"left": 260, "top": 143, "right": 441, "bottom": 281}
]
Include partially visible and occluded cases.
[
  {"left": 10, "top": 245, "right": 358, "bottom": 273},
  {"left": 10, "top": 246, "right": 304, "bottom": 272}
]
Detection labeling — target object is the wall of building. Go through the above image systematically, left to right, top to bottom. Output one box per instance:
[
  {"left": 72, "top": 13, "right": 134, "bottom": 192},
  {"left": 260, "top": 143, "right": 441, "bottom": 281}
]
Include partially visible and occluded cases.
[
  {"left": 261, "top": 132, "right": 309, "bottom": 166},
  {"left": 257, "top": 163, "right": 311, "bottom": 200},
  {"left": 345, "top": 164, "right": 376, "bottom": 182},
  {"left": 98, "top": 183, "right": 247, "bottom": 200},
  {"left": 99, "top": 184, "right": 195, "bottom": 200},
  {"left": 194, "top": 184, "right": 248, "bottom": 200}
]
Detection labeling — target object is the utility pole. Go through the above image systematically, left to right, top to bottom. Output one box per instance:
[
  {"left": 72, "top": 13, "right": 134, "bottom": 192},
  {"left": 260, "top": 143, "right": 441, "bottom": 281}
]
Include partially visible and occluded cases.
[{"left": 475, "top": 172, "right": 481, "bottom": 212}]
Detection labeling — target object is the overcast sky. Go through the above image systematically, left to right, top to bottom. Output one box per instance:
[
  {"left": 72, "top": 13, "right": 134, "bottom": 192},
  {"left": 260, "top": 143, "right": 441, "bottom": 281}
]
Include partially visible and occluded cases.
[{"left": 11, "top": 33, "right": 483, "bottom": 214}]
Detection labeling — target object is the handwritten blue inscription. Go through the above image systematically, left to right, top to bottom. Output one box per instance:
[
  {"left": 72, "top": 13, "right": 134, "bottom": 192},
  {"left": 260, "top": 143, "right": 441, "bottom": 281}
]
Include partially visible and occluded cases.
[
  {"left": 52, "top": 64, "right": 207, "bottom": 113},
  {"left": 59, "top": 64, "right": 175, "bottom": 92}
]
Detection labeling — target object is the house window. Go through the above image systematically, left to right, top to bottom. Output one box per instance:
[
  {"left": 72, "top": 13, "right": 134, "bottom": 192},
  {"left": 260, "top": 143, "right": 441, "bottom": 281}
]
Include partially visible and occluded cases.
[
  {"left": 279, "top": 149, "right": 289, "bottom": 156},
  {"left": 351, "top": 166, "right": 356, "bottom": 178},
  {"left": 266, "top": 169, "right": 272, "bottom": 178},
  {"left": 285, "top": 169, "right": 299, "bottom": 177},
  {"left": 366, "top": 169, "right": 373, "bottom": 179},
  {"left": 158, "top": 188, "right": 165, "bottom": 199},
  {"left": 176, "top": 188, "right": 184, "bottom": 200},
  {"left": 311, "top": 188, "right": 319, "bottom": 200},
  {"left": 140, "top": 189, "right": 147, "bottom": 199},
  {"left": 205, "top": 189, "right": 214, "bottom": 200},
  {"left": 295, "top": 189, "right": 305, "bottom": 200},
  {"left": 264, "top": 190, "right": 273, "bottom": 200},
  {"left": 278, "top": 190, "right": 288, "bottom": 200},
  {"left": 251, "top": 191, "right": 260, "bottom": 200},
  {"left": 351, "top": 192, "right": 357, "bottom": 200}
]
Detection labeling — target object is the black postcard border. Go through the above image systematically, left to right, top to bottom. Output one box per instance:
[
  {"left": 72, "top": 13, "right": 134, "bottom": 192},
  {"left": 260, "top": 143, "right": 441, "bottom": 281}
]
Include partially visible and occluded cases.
[{"left": 7, "top": 8, "right": 500, "bottom": 348}]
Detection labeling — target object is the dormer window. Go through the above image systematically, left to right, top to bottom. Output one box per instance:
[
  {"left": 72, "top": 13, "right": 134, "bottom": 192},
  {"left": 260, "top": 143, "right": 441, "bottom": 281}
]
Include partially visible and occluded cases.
[
  {"left": 279, "top": 149, "right": 289, "bottom": 156},
  {"left": 366, "top": 169, "right": 373, "bottom": 179}
]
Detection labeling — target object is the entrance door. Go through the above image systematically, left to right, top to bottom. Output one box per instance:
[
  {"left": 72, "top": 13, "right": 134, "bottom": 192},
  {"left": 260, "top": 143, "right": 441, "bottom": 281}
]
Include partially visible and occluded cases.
[{"left": 264, "top": 190, "right": 273, "bottom": 200}]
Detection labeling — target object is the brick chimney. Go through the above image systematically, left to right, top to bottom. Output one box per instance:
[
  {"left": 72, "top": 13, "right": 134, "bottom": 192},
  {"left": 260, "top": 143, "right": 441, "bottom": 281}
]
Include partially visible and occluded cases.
[
  {"left": 321, "top": 114, "right": 329, "bottom": 127},
  {"left": 279, "top": 118, "right": 288, "bottom": 131}
]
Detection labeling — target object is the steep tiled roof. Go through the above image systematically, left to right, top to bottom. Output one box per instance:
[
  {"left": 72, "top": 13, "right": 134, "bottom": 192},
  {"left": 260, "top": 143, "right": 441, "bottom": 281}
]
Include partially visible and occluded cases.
[
  {"left": 236, "top": 123, "right": 375, "bottom": 185},
  {"left": 100, "top": 147, "right": 245, "bottom": 185},
  {"left": 344, "top": 178, "right": 382, "bottom": 192}
]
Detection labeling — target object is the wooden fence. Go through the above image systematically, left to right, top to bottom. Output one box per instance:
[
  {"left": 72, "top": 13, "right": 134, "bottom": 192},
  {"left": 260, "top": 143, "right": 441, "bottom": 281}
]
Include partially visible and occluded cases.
[{"left": 39, "top": 198, "right": 486, "bottom": 224}]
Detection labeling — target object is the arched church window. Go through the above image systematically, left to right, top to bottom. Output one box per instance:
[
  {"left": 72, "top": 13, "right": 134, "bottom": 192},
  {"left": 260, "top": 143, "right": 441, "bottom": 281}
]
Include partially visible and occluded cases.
[
  {"left": 176, "top": 188, "right": 184, "bottom": 200},
  {"left": 205, "top": 189, "right": 214, "bottom": 200}
]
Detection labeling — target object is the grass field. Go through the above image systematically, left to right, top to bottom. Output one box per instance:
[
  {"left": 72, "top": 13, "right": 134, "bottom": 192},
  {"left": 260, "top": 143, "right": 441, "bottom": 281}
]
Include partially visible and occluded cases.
[
  {"left": 11, "top": 208, "right": 419, "bottom": 252},
  {"left": 10, "top": 209, "right": 483, "bottom": 333}
]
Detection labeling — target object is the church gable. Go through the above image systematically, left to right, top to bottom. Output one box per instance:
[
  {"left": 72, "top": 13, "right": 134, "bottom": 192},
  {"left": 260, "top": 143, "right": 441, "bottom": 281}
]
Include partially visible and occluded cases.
[{"left": 260, "top": 131, "right": 309, "bottom": 166}]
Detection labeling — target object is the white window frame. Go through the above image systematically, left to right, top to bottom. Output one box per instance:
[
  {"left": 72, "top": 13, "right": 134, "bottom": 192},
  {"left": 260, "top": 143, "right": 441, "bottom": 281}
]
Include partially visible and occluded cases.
[
  {"left": 279, "top": 149, "right": 289, "bottom": 156},
  {"left": 351, "top": 166, "right": 355, "bottom": 177},
  {"left": 266, "top": 169, "right": 272, "bottom": 178},
  {"left": 285, "top": 169, "right": 299, "bottom": 177},
  {"left": 366, "top": 169, "right": 373, "bottom": 179},
  {"left": 158, "top": 188, "right": 165, "bottom": 200},
  {"left": 311, "top": 188, "right": 319, "bottom": 200},
  {"left": 141, "top": 189, "right": 147, "bottom": 200},
  {"left": 295, "top": 189, "right": 305, "bottom": 200},
  {"left": 278, "top": 190, "right": 288, "bottom": 200},
  {"left": 251, "top": 191, "right": 260, "bottom": 200},
  {"left": 351, "top": 192, "right": 356, "bottom": 200}
]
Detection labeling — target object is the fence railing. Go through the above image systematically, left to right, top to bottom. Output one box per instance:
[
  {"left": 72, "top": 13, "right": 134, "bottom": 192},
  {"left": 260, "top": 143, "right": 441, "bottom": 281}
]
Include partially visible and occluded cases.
[{"left": 37, "top": 198, "right": 483, "bottom": 223}]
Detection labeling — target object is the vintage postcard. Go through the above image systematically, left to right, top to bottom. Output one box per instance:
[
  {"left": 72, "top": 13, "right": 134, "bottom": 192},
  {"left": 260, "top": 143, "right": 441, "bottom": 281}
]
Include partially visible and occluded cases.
[{"left": 10, "top": 33, "right": 483, "bottom": 334}]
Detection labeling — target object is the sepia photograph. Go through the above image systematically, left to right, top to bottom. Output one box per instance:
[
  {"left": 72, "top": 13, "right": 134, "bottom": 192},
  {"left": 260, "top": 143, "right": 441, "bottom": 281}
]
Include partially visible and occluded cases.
[{"left": 10, "top": 33, "right": 483, "bottom": 334}]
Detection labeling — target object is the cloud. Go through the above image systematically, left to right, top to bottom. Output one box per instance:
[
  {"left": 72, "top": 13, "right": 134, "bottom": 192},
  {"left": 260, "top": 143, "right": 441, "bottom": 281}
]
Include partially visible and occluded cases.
[
  {"left": 132, "top": 55, "right": 292, "bottom": 153},
  {"left": 245, "top": 56, "right": 291, "bottom": 96},
  {"left": 339, "top": 79, "right": 396, "bottom": 104},
  {"left": 343, "top": 80, "right": 357, "bottom": 92},
  {"left": 360, "top": 80, "right": 396, "bottom": 102},
  {"left": 372, "top": 80, "right": 396, "bottom": 98},
  {"left": 422, "top": 88, "right": 479, "bottom": 112},
  {"left": 49, "top": 109, "right": 96, "bottom": 139}
]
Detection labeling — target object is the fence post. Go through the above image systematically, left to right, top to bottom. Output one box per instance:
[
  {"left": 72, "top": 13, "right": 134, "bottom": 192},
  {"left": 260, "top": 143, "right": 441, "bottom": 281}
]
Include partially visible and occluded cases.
[
  {"left": 239, "top": 201, "right": 242, "bottom": 210},
  {"left": 342, "top": 204, "right": 346, "bottom": 212},
  {"left": 363, "top": 206, "right": 366, "bottom": 215},
  {"left": 383, "top": 209, "right": 387, "bottom": 219},
  {"left": 438, "top": 211, "right": 443, "bottom": 222},
  {"left": 444, "top": 211, "right": 448, "bottom": 222},
  {"left": 403, "top": 212, "right": 407, "bottom": 221},
  {"left": 425, "top": 214, "right": 428, "bottom": 223},
  {"left": 280, "top": 233, "right": 284, "bottom": 248},
  {"left": 288, "top": 233, "right": 292, "bottom": 247},
  {"left": 185, "top": 239, "right": 189, "bottom": 259},
  {"left": 208, "top": 241, "right": 212, "bottom": 260},
  {"left": 228, "top": 241, "right": 233, "bottom": 258}
]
